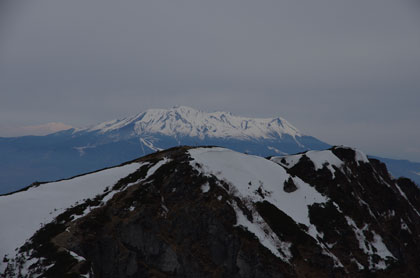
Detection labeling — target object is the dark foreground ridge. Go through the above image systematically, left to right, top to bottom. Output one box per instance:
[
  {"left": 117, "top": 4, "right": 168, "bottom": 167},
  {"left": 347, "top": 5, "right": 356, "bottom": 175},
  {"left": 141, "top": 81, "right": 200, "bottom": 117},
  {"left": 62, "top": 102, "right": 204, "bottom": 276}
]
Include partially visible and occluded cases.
[{"left": 2, "top": 146, "right": 420, "bottom": 278}]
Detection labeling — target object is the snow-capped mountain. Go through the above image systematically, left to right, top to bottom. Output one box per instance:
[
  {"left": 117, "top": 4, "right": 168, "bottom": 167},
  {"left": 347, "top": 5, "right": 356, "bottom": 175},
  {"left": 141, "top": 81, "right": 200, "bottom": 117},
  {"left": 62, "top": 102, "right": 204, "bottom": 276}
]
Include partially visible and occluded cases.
[
  {"left": 73, "top": 105, "right": 323, "bottom": 155},
  {"left": 0, "top": 106, "right": 418, "bottom": 194},
  {"left": 82, "top": 106, "right": 301, "bottom": 140},
  {"left": 0, "top": 107, "right": 329, "bottom": 194},
  {"left": 2, "top": 146, "right": 420, "bottom": 277}
]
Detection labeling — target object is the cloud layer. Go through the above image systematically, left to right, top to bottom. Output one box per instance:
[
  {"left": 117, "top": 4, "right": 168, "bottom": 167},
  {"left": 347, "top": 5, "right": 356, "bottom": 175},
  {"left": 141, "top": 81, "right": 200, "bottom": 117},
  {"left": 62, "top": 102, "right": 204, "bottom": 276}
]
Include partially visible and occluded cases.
[{"left": 0, "top": 122, "right": 72, "bottom": 137}]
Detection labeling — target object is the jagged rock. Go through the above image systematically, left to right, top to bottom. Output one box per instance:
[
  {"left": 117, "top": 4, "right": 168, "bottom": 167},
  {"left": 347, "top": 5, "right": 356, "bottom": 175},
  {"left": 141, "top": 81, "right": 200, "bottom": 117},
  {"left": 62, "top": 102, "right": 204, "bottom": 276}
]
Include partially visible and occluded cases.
[{"left": 283, "top": 178, "right": 297, "bottom": 193}]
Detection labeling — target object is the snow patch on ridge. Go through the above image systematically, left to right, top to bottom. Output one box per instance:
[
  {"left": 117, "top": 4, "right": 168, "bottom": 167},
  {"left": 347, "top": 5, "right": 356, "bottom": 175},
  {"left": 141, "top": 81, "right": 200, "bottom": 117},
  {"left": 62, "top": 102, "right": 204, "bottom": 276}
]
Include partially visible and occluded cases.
[
  {"left": 334, "top": 146, "right": 370, "bottom": 165},
  {"left": 354, "top": 149, "right": 370, "bottom": 164},
  {"left": 271, "top": 150, "right": 344, "bottom": 178},
  {"left": 305, "top": 150, "right": 343, "bottom": 175},
  {"left": 271, "top": 154, "right": 301, "bottom": 169}
]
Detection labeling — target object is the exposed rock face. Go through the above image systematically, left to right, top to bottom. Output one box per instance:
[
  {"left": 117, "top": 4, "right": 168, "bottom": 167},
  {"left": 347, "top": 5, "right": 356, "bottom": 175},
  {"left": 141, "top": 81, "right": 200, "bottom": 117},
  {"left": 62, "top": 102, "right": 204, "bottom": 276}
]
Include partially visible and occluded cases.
[
  {"left": 2, "top": 146, "right": 420, "bottom": 278},
  {"left": 283, "top": 178, "right": 297, "bottom": 193}
]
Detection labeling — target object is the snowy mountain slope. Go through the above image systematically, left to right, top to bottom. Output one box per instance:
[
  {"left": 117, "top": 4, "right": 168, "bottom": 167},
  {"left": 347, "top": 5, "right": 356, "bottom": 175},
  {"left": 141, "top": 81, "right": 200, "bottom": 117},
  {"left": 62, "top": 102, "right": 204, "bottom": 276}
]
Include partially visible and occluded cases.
[
  {"left": 2, "top": 146, "right": 420, "bottom": 277},
  {"left": 0, "top": 162, "right": 142, "bottom": 273}
]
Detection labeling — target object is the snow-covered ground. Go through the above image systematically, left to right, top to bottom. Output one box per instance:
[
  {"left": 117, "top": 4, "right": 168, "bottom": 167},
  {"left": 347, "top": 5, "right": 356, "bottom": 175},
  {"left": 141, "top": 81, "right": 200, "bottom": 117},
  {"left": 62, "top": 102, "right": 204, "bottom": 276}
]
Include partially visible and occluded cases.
[{"left": 0, "top": 162, "right": 141, "bottom": 271}]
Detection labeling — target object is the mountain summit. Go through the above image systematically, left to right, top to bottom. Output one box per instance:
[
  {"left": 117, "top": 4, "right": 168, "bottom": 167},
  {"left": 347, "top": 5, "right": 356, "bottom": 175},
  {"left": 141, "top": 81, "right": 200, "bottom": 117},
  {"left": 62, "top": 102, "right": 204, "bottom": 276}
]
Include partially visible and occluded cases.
[{"left": 82, "top": 106, "right": 301, "bottom": 140}]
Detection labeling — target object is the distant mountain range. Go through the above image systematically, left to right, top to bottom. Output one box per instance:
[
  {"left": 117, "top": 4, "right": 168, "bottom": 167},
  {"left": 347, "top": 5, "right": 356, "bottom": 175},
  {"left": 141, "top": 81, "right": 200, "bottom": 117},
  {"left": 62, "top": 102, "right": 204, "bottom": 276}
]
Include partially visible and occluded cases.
[
  {"left": 0, "top": 106, "right": 418, "bottom": 194},
  {"left": 2, "top": 146, "right": 420, "bottom": 277}
]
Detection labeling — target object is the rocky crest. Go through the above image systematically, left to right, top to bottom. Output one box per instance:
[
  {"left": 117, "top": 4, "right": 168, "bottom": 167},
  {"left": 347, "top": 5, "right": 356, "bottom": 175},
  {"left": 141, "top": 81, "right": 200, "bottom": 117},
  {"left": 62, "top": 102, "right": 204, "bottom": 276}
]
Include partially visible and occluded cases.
[{"left": 2, "top": 146, "right": 420, "bottom": 277}]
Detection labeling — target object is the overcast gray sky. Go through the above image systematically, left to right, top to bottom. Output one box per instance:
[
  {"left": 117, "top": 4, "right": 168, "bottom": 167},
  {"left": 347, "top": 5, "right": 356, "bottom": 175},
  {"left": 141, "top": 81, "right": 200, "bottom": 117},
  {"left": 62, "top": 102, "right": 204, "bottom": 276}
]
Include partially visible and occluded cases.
[{"left": 1, "top": 0, "right": 420, "bottom": 161}]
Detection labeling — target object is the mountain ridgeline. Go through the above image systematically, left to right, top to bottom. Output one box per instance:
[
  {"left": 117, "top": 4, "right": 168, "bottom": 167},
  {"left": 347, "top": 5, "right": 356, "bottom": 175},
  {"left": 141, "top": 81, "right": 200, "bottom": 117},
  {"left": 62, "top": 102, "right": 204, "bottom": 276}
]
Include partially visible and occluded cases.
[
  {"left": 0, "top": 106, "right": 329, "bottom": 194},
  {"left": 1, "top": 106, "right": 419, "bottom": 195},
  {"left": 1, "top": 146, "right": 420, "bottom": 277}
]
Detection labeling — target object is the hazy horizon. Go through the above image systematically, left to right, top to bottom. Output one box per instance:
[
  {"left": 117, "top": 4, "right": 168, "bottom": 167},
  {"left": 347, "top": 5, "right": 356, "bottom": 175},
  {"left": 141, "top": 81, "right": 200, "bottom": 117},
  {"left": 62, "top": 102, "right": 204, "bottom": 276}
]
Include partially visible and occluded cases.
[{"left": 1, "top": 0, "right": 420, "bottom": 161}]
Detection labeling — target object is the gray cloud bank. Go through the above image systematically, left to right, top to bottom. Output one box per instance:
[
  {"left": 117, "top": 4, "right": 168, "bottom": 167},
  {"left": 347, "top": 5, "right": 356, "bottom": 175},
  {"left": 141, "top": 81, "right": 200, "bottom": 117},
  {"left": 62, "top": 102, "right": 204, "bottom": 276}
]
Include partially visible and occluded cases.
[
  {"left": 0, "top": 0, "right": 419, "bottom": 161},
  {"left": 0, "top": 122, "right": 72, "bottom": 137}
]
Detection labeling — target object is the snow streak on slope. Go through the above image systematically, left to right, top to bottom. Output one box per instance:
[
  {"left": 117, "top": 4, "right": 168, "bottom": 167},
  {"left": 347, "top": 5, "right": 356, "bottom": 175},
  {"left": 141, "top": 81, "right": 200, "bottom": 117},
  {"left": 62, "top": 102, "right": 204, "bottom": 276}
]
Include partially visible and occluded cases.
[
  {"left": 84, "top": 106, "right": 301, "bottom": 140},
  {"left": 0, "top": 163, "right": 141, "bottom": 270},
  {"left": 345, "top": 217, "right": 396, "bottom": 270}
]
